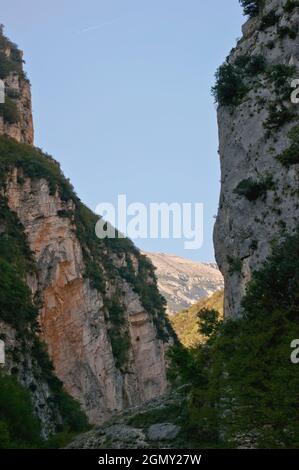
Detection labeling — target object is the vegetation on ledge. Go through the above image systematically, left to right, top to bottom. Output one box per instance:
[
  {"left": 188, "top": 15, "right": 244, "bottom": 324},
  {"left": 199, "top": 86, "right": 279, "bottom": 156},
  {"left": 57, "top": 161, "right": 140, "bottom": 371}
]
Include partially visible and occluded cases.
[{"left": 239, "top": 0, "right": 263, "bottom": 18}]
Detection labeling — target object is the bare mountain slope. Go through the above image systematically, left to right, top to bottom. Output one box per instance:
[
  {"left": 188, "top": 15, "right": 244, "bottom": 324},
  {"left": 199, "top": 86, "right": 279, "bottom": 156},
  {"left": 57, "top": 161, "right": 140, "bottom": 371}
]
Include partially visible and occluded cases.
[{"left": 145, "top": 252, "right": 224, "bottom": 314}]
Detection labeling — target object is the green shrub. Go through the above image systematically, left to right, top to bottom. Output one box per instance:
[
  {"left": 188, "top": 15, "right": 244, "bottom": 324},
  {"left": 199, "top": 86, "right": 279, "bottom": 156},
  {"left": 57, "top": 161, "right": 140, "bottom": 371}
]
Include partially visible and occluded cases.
[
  {"left": 239, "top": 0, "right": 262, "bottom": 17},
  {"left": 284, "top": 0, "right": 299, "bottom": 13},
  {"left": 260, "top": 10, "right": 279, "bottom": 30},
  {"left": 278, "top": 25, "right": 298, "bottom": 39},
  {"left": 234, "top": 54, "right": 266, "bottom": 75},
  {"left": 212, "top": 55, "right": 266, "bottom": 107},
  {"left": 212, "top": 62, "right": 248, "bottom": 107},
  {"left": 267, "top": 64, "right": 297, "bottom": 98},
  {"left": 5, "top": 88, "right": 20, "bottom": 100},
  {"left": 0, "top": 97, "right": 20, "bottom": 124},
  {"left": 264, "top": 102, "right": 296, "bottom": 131},
  {"left": 276, "top": 125, "right": 299, "bottom": 166},
  {"left": 234, "top": 175, "right": 274, "bottom": 201},
  {"left": 118, "top": 252, "right": 173, "bottom": 342},
  {"left": 227, "top": 256, "right": 243, "bottom": 275},
  {"left": 0, "top": 259, "right": 38, "bottom": 329},
  {"left": 108, "top": 297, "right": 126, "bottom": 326},
  {"left": 198, "top": 309, "right": 221, "bottom": 338},
  {"left": 108, "top": 329, "right": 130, "bottom": 369}
]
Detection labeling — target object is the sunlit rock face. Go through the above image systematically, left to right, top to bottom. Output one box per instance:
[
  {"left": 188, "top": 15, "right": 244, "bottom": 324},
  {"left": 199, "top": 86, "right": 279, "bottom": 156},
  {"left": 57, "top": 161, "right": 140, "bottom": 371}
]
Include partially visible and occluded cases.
[
  {"left": 214, "top": 0, "right": 299, "bottom": 318},
  {"left": 4, "top": 169, "right": 170, "bottom": 424}
]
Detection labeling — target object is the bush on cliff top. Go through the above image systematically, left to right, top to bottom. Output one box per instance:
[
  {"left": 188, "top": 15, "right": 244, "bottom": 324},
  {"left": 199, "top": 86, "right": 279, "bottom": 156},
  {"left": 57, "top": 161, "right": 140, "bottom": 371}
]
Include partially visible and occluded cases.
[
  {"left": 239, "top": 0, "right": 262, "bottom": 18},
  {"left": 212, "top": 54, "right": 266, "bottom": 107},
  {"left": 212, "top": 61, "right": 248, "bottom": 107}
]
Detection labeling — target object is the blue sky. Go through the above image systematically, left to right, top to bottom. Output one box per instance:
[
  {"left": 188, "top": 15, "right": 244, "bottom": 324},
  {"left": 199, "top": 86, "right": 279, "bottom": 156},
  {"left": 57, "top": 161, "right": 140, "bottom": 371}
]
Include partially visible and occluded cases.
[{"left": 1, "top": 0, "right": 243, "bottom": 261}]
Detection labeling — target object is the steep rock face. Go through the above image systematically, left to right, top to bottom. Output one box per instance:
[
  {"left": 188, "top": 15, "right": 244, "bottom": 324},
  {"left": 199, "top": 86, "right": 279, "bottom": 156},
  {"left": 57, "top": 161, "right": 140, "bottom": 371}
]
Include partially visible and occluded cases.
[
  {"left": 214, "top": 0, "right": 299, "bottom": 318},
  {"left": 0, "top": 27, "right": 34, "bottom": 144},
  {"left": 4, "top": 167, "right": 169, "bottom": 424}
]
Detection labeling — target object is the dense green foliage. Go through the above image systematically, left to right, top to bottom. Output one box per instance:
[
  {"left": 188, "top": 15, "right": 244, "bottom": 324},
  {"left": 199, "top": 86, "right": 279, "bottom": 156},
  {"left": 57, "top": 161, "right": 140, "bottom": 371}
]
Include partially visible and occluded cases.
[
  {"left": 276, "top": 125, "right": 299, "bottom": 166},
  {"left": 234, "top": 175, "right": 274, "bottom": 201},
  {"left": 169, "top": 231, "right": 299, "bottom": 448},
  {"left": 0, "top": 372, "right": 41, "bottom": 448}
]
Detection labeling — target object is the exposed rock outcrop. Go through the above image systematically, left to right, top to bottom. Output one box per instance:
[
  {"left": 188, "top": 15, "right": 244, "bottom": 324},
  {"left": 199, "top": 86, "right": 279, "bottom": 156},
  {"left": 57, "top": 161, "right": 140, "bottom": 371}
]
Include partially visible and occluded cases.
[
  {"left": 214, "top": 0, "right": 299, "bottom": 318},
  {"left": 67, "top": 391, "right": 185, "bottom": 449}
]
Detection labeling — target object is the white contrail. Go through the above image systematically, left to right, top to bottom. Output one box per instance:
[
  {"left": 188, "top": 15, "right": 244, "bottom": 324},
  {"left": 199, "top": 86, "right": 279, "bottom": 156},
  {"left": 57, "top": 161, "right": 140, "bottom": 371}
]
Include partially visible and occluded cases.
[{"left": 79, "top": 17, "right": 122, "bottom": 34}]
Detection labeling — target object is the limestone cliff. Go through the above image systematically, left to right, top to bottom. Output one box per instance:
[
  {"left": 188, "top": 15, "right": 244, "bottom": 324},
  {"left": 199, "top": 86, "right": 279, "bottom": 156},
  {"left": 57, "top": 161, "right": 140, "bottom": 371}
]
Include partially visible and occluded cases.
[
  {"left": 214, "top": 0, "right": 299, "bottom": 318},
  {"left": 0, "top": 26, "right": 172, "bottom": 433}
]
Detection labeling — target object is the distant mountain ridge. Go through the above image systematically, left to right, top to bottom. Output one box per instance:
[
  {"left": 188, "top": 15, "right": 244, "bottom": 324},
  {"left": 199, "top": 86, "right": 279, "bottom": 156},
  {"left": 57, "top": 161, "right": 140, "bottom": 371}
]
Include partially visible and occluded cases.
[{"left": 144, "top": 252, "right": 224, "bottom": 314}]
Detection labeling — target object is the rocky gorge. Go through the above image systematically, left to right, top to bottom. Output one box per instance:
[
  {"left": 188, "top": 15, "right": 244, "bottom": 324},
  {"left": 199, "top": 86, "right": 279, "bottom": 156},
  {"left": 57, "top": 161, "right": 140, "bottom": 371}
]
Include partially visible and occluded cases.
[{"left": 0, "top": 0, "right": 299, "bottom": 450}]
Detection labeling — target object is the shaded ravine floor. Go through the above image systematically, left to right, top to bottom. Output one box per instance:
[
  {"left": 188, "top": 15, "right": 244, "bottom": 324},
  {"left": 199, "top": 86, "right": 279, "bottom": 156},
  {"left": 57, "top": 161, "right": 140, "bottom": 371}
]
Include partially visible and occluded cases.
[{"left": 67, "top": 390, "right": 191, "bottom": 449}]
